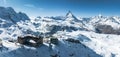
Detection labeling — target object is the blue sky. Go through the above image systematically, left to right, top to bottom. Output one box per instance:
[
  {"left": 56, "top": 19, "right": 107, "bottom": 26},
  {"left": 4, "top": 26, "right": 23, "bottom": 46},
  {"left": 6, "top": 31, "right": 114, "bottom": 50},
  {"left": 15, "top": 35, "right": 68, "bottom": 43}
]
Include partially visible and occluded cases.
[{"left": 0, "top": 0, "right": 120, "bottom": 18}]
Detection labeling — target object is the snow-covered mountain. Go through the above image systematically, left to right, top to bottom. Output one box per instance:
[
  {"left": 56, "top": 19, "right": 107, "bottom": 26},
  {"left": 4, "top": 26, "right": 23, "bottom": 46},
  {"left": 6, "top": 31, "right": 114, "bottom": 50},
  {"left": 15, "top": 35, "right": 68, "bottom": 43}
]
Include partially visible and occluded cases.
[
  {"left": 0, "top": 7, "right": 30, "bottom": 28},
  {"left": 0, "top": 7, "right": 29, "bottom": 22},
  {"left": 1, "top": 7, "right": 120, "bottom": 57},
  {"left": 65, "top": 11, "right": 79, "bottom": 22}
]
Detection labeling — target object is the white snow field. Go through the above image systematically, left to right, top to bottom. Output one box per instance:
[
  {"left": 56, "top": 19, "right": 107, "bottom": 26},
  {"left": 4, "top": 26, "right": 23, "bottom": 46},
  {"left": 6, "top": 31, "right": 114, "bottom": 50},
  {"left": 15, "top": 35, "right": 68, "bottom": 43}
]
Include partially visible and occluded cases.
[{"left": 0, "top": 7, "right": 120, "bottom": 57}]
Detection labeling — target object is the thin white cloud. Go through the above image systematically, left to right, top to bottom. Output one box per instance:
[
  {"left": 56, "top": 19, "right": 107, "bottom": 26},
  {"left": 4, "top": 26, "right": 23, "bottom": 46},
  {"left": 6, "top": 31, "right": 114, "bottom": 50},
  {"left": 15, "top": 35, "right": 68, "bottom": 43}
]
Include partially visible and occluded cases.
[
  {"left": 24, "top": 4, "right": 35, "bottom": 8},
  {"left": 24, "top": 4, "right": 43, "bottom": 11}
]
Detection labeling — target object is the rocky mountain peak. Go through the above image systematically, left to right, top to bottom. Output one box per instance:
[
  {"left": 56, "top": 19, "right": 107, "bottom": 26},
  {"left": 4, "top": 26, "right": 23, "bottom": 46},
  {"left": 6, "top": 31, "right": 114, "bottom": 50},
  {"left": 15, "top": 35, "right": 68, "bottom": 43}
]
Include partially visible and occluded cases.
[{"left": 65, "top": 11, "right": 78, "bottom": 22}]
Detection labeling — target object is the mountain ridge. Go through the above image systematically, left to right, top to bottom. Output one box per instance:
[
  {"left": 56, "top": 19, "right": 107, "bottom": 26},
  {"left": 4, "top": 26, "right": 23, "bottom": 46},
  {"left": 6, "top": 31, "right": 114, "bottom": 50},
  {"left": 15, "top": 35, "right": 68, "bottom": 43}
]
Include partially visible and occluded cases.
[{"left": 0, "top": 7, "right": 120, "bottom": 57}]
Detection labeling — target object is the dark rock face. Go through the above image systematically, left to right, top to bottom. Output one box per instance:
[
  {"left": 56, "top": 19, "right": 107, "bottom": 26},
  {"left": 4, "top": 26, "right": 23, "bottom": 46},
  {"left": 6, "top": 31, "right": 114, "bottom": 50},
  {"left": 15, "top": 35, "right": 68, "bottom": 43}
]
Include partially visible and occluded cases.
[
  {"left": 17, "top": 12, "right": 30, "bottom": 21},
  {"left": 95, "top": 24, "right": 120, "bottom": 35},
  {"left": 46, "top": 25, "right": 78, "bottom": 36},
  {"left": 50, "top": 37, "right": 58, "bottom": 45},
  {"left": 65, "top": 38, "right": 81, "bottom": 43}
]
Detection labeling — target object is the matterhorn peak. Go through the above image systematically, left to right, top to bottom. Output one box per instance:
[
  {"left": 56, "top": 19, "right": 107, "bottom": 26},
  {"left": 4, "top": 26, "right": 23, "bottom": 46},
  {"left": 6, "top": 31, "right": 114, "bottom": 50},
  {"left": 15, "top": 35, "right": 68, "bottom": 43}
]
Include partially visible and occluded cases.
[
  {"left": 65, "top": 11, "right": 78, "bottom": 22},
  {"left": 66, "top": 11, "right": 73, "bottom": 17},
  {"left": 66, "top": 11, "right": 77, "bottom": 18},
  {"left": 98, "top": 14, "right": 103, "bottom": 18}
]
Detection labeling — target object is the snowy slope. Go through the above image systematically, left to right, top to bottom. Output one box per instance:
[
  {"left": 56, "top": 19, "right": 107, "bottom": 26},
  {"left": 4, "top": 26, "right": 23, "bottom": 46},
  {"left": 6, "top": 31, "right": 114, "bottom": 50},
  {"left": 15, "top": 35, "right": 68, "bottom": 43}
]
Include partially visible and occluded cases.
[
  {"left": 0, "top": 7, "right": 30, "bottom": 28},
  {"left": 1, "top": 7, "right": 120, "bottom": 57},
  {"left": 83, "top": 15, "right": 120, "bottom": 30},
  {"left": 1, "top": 30, "right": 120, "bottom": 57},
  {"left": 67, "top": 31, "right": 120, "bottom": 57},
  {"left": 0, "top": 36, "right": 102, "bottom": 57}
]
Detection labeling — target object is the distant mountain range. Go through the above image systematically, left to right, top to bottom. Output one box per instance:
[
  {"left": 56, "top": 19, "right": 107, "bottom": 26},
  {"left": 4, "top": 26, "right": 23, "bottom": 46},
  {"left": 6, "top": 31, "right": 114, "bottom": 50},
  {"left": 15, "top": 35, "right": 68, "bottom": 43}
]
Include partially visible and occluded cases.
[{"left": 0, "top": 6, "right": 120, "bottom": 57}]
